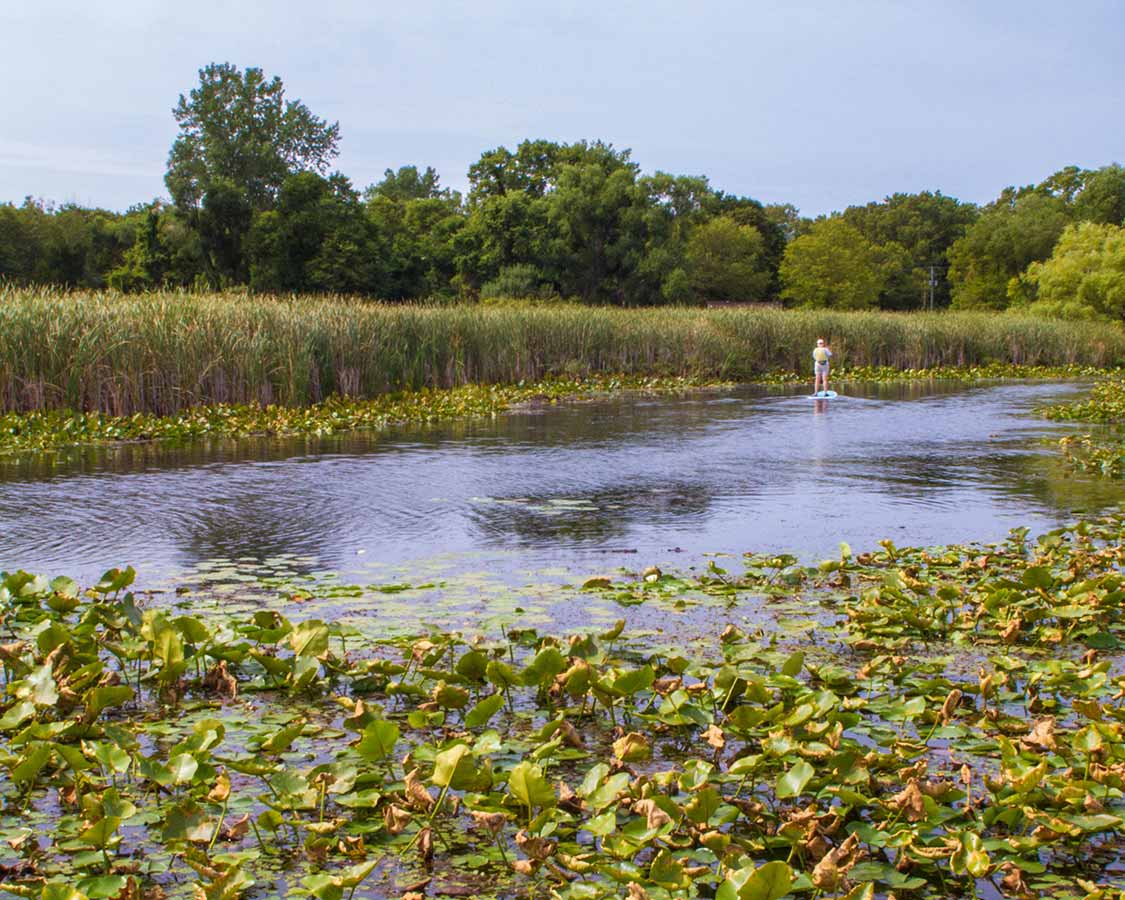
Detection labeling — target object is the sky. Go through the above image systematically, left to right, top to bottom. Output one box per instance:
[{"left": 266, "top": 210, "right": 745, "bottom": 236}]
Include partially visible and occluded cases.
[{"left": 1, "top": 0, "right": 1122, "bottom": 217}]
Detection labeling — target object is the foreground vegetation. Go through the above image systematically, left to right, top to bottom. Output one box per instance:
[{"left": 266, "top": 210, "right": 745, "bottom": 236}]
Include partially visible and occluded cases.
[
  {"left": 3, "top": 288, "right": 1124, "bottom": 416},
  {"left": 2, "top": 513, "right": 1125, "bottom": 899}
]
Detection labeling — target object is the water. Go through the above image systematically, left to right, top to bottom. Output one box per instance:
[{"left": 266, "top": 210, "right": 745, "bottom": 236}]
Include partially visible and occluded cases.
[{"left": 0, "top": 381, "right": 1119, "bottom": 589}]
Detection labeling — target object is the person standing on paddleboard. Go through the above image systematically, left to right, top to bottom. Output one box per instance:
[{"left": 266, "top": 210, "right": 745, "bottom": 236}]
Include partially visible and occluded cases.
[{"left": 812, "top": 338, "right": 832, "bottom": 396}]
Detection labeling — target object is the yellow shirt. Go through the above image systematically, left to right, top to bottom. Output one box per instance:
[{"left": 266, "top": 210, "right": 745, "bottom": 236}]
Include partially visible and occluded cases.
[{"left": 813, "top": 347, "right": 830, "bottom": 363}]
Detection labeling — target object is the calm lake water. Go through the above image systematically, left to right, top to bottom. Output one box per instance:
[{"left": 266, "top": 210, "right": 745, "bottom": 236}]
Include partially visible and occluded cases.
[{"left": 0, "top": 381, "right": 1120, "bottom": 592}]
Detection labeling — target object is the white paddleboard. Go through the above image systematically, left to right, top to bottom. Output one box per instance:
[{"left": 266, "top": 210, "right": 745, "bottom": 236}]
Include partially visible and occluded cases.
[{"left": 811, "top": 390, "right": 838, "bottom": 399}]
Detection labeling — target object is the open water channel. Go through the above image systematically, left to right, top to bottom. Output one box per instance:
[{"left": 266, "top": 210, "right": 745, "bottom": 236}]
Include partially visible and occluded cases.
[{"left": 0, "top": 381, "right": 1120, "bottom": 607}]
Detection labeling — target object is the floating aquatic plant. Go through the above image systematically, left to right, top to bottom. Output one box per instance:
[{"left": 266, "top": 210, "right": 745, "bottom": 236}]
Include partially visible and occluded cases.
[
  {"left": 1040, "top": 380, "right": 1125, "bottom": 479},
  {"left": 3, "top": 516, "right": 1125, "bottom": 897}
]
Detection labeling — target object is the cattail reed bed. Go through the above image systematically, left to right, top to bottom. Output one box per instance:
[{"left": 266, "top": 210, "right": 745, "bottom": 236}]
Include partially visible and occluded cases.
[{"left": 2, "top": 287, "right": 1123, "bottom": 415}]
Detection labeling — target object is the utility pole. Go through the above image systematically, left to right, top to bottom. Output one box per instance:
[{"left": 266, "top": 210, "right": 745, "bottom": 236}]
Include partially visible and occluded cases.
[{"left": 929, "top": 265, "right": 937, "bottom": 311}]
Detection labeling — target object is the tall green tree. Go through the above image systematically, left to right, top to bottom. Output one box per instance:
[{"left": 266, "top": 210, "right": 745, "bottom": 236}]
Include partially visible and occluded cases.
[
  {"left": 165, "top": 63, "right": 340, "bottom": 287},
  {"left": 166, "top": 63, "right": 340, "bottom": 210},
  {"left": 467, "top": 139, "right": 634, "bottom": 203},
  {"left": 459, "top": 140, "right": 643, "bottom": 300},
  {"left": 467, "top": 140, "right": 559, "bottom": 201},
  {"left": 546, "top": 163, "right": 647, "bottom": 303},
  {"left": 1028, "top": 164, "right": 1125, "bottom": 225},
  {"left": 1074, "top": 164, "right": 1125, "bottom": 226},
  {"left": 368, "top": 165, "right": 451, "bottom": 203},
  {"left": 1036, "top": 165, "right": 1088, "bottom": 203},
  {"left": 363, "top": 168, "right": 465, "bottom": 300},
  {"left": 632, "top": 173, "right": 718, "bottom": 303},
  {"left": 642, "top": 173, "right": 716, "bottom": 224},
  {"left": 193, "top": 180, "right": 254, "bottom": 285},
  {"left": 453, "top": 192, "right": 549, "bottom": 292},
  {"left": 714, "top": 195, "right": 788, "bottom": 300},
  {"left": 381, "top": 196, "right": 464, "bottom": 299},
  {"left": 0, "top": 202, "right": 44, "bottom": 283},
  {"left": 763, "top": 203, "right": 802, "bottom": 242},
  {"left": 683, "top": 216, "right": 770, "bottom": 302}
]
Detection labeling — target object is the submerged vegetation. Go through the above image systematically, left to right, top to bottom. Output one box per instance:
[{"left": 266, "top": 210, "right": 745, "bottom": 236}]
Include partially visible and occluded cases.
[
  {"left": 3, "top": 287, "right": 1125, "bottom": 416},
  {"left": 3, "top": 515, "right": 1125, "bottom": 898}
]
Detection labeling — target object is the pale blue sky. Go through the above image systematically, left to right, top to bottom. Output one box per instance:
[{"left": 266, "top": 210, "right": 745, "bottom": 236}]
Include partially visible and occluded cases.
[{"left": 2, "top": 0, "right": 1122, "bottom": 216}]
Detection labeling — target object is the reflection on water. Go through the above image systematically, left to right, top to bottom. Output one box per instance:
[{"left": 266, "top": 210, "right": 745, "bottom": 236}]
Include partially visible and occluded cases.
[{"left": 0, "top": 380, "right": 1120, "bottom": 586}]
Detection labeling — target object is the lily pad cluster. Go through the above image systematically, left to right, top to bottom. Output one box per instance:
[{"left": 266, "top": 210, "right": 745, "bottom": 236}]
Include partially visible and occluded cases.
[
  {"left": 758, "top": 364, "right": 1119, "bottom": 386},
  {"left": 2, "top": 365, "right": 1118, "bottom": 457},
  {"left": 0, "top": 376, "right": 724, "bottom": 456},
  {"left": 1040, "top": 381, "right": 1125, "bottom": 478},
  {"left": 4, "top": 517, "right": 1125, "bottom": 898}
]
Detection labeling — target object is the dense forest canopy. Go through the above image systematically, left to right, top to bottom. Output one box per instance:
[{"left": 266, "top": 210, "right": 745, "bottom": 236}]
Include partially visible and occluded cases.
[{"left": 2, "top": 63, "right": 1124, "bottom": 317}]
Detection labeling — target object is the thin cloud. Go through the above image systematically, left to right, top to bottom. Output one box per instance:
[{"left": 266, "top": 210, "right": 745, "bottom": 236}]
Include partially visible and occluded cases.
[{"left": 0, "top": 140, "right": 163, "bottom": 180}]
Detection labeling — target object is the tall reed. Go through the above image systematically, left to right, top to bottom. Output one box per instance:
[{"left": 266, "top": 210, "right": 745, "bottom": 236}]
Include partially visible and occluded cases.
[{"left": 2, "top": 286, "right": 1122, "bottom": 414}]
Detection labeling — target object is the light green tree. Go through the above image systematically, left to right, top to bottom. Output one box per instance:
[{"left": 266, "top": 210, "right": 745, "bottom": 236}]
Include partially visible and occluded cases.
[
  {"left": 108, "top": 206, "right": 171, "bottom": 291},
  {"left": 779, "top": 218, "right": 890, "bottom": 309},
  {"left": 1015, "top": 222, "right": 1125, "bottom": 320}
]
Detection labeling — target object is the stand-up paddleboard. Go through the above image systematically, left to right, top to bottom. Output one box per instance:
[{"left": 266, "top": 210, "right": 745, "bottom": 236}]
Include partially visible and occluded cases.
[{"left": 811, "top": 390, "right": 838, "bottom": 399}]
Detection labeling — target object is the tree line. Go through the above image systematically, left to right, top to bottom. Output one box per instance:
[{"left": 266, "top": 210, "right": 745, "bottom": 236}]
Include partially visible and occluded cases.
[{"left": 2, "top": 63, "right": 1123, "bottom": 316}]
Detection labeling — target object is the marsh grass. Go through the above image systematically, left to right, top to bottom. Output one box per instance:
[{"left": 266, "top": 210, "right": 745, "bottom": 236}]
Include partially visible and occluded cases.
[{"left": 3, "top": 286, "right": 1124, "bottom": 414}]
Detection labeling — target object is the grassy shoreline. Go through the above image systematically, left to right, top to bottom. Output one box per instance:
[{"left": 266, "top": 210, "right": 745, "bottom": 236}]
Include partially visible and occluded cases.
[
  {"left": 3, "top": 288, "right": 1125, "bottom": 415},
  {"left": 0, "top": 366, "right": 1117, "bottom": 456}
]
